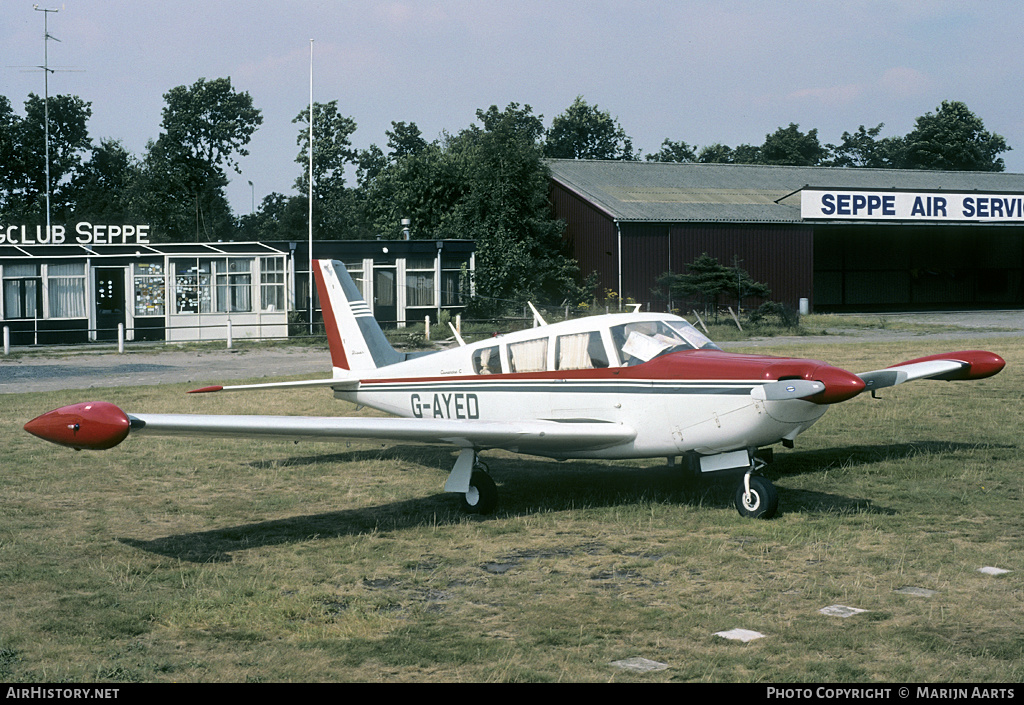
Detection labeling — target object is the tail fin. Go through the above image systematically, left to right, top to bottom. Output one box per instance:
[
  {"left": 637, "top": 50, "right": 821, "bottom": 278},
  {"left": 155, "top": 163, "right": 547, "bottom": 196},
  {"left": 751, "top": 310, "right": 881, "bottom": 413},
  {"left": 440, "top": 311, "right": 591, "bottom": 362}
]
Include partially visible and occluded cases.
[{"left": 313, "top": 259, "right": 404, "bottom": 372}]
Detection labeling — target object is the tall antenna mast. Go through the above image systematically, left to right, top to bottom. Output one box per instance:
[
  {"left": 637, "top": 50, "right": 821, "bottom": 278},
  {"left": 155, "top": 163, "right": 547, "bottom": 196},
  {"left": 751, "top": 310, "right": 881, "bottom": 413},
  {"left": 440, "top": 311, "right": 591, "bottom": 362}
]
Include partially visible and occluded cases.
[
  {"left": 34, "top": 5, "right": 60, "bottom": 236},
  {"left": 308, "top": 38, "right": 314, "bottom": 335}
]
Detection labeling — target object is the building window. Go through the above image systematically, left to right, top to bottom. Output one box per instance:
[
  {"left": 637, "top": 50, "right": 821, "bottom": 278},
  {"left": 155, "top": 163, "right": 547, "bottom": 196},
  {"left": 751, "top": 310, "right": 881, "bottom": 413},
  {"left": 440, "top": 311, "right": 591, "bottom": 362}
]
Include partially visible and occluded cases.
[
  {"left": 441, "top": 255, "right": 470, "bottom": 306},
  {"left": 260, "top": 256, "right": 285, "bottom": 312},
  {"left": 405, "top": 256, "right": 435, "bottom": 308},
  {"left": 215, "top": 258, "right": 252, "bottom": 313},
  {"left": 172, "top": 259, "right": 211, "bottom": 313},
  {"left": 342, "top": 260, "right": 365, "bottom": 298},
  {"left": 133, "top": 262, "right": 165, "bottom": 317},
  {"left": 46, "top": 263, "right": 87, "bottom": 319},
  {"left": 3, "top": 264, "right": 41, "bottom": 319}
]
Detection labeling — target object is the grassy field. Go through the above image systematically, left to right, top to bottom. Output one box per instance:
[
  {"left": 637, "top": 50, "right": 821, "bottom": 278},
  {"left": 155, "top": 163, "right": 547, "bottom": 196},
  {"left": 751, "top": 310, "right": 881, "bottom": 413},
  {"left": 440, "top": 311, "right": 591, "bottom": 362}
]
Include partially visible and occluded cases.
[{"left": 1, "top": 337, "right": 1021, "bottom": 682}]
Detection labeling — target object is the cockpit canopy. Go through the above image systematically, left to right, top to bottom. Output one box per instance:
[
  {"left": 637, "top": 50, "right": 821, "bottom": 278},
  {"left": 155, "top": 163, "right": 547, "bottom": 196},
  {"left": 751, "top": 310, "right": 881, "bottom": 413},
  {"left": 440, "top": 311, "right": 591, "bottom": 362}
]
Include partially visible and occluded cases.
[{"left": 471, "top": 316, "right": 720, "bottom": 375}]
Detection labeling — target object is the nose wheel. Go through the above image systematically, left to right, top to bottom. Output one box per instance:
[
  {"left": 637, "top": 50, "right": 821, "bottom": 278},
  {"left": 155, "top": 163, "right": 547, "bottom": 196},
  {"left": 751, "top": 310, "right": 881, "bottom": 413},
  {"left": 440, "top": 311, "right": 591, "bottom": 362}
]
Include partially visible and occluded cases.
[{"left": 735, "top": 462, "right": 778, "bottom": 519}]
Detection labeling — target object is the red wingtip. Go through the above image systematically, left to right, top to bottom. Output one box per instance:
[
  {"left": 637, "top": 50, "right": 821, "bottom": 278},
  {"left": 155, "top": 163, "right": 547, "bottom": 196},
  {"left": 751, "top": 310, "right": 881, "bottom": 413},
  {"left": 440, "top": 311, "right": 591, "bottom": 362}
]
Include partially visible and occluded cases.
[
  {"left": 188, "top": 385, "right": 224, "bottom": 394},
  {"left": 24, "top": 401, "right": 131, "bottom": 450}
]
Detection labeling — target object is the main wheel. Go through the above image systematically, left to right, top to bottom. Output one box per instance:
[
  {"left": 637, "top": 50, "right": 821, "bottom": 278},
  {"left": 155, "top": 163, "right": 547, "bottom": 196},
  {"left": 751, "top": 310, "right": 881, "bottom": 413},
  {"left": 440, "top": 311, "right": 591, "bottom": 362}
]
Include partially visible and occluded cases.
[
  {"left": 461, "top": 470, "right": 498, "bottom": 515},
  {"left": 735, "top": 475, "right": 779, "bottom": 519}
]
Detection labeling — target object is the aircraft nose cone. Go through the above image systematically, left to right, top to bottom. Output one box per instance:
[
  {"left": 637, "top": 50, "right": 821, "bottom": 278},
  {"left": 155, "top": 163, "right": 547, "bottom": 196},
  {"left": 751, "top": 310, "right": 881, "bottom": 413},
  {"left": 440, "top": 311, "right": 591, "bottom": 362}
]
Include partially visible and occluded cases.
[
  {"left": 809, "top": 365, "right": 866, "bottom": 404},
  {"left": 24, "top": 402, "right": 131, "bottom": 450}
]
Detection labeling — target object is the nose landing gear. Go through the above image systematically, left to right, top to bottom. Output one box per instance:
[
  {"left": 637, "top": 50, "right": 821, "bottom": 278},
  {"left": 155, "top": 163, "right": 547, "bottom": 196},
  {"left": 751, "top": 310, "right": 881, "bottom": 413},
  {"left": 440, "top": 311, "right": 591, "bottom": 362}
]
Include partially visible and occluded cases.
[{"left": 735, "top": 458, "right": 778, "bottom": 519}]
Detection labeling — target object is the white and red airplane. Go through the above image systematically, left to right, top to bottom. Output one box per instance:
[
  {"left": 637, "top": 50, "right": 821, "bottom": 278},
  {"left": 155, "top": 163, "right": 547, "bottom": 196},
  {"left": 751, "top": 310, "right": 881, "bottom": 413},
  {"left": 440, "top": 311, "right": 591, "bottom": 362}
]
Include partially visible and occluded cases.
[{"left": 25, "top": 260, "right": 1006, "bottom": 519}]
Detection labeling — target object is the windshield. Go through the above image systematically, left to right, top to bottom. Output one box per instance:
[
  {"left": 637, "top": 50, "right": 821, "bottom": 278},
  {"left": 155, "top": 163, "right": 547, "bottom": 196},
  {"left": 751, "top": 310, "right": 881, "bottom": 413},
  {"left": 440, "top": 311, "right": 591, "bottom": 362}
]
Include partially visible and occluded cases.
[{"left": 611, "top": 318, "right": 719, "bottom": 365}]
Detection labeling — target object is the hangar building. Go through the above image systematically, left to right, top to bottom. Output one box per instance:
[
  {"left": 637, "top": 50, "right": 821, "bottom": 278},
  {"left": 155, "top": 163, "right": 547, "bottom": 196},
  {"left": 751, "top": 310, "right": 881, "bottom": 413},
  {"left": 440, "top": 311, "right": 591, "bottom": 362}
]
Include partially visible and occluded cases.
[{"left": 548, "top": 159, "right": 1024, "bottom": 312}]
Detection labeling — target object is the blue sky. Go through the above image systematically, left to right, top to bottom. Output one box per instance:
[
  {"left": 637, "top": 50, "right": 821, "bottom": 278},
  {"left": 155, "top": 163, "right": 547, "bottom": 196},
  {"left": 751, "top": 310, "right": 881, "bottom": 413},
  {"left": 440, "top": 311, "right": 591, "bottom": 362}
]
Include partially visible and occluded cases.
[{"left": 4, "top": 1, "right": 1023, "bottom": 217}]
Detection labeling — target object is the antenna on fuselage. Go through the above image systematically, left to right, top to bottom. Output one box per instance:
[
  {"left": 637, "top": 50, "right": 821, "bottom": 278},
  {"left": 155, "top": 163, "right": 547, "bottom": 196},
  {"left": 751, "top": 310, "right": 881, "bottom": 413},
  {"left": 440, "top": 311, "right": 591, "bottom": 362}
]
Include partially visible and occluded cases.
[
  {"left": 527, "top": 302, "right": 548, "bottom": 327},
  {"left": 448, "top": 322, "right": 466, "bottom": 346}
]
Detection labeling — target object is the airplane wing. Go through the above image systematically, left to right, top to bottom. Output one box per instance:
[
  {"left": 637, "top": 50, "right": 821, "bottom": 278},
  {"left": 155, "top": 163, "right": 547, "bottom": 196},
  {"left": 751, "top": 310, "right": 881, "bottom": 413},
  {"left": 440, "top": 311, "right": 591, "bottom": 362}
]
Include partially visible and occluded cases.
[
  {"left": 857, "top": 350, "right": 1004, "bottom": 394},
  {"left": 23, "top": 401, "right": 636, "bottom": 455}
]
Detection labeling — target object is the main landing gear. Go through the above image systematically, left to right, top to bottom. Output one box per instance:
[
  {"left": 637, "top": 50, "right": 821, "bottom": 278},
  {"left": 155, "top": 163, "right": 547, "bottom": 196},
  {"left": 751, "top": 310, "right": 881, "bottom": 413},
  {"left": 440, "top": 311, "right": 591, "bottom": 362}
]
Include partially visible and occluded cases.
[{"left": 445, "top": 449, "right": 498, "bottom": 515}]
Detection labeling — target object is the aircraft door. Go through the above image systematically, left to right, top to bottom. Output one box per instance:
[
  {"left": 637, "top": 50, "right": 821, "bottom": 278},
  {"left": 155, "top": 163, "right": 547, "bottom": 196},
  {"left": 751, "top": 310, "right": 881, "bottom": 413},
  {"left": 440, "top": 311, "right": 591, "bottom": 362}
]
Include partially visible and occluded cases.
[
  {"left": 373, "top": 267, "right": 397, "bottom": 328},
  {"left": 94, "top": 268, "right": 126, "bottom": 341}
]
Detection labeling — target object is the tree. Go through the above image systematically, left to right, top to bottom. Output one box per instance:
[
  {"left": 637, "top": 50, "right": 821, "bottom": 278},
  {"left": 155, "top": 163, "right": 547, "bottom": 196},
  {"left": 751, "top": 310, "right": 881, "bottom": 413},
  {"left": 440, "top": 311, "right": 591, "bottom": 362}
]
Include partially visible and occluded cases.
[
  {"left": 140, "top": 77, "right": 262, "bottom": 240},
  {"left": 161, "top": 77, "right": 262, "bottom": 174},
  {"left": 1, "top": 93, "right": 93, "bottom": 221},
  {"left": 0, "top": 96, "right": 19, "bottom": 216},
  {"left": 544, "top": 96, "right": 636, "bottom": 161},
  {"left": 293, "top": 100, "right": 363, "bottom": 238},
  {"left": 293, "top": 100, "right": 357, "bottom": 195},
  {"left": 900, "top": 100, "right": 1009, "bottom": 171},
  {"left": 455, "top": 103, "right": 587, "bottom": 311},
  {"left": 386, "top": 121, "right": 427, "bottom": 160},
  {"left": 760, "top": 123, "right": 827, "bottom": 166},
  {"left": 824, "top": 123, "right": 897, "bottom": 168},
  {"left": 360, "top": 137, "right": 467, "bottom": 240},
  {"left": 69, "top": 138, "right": 139, "bottom": 222},
  {"left": 645, "top": 139, "right": 697, "bottom": 163},
  {"left": 696, "top": 142, "right": 762, "bottom": 164},
  {"left": 696, "top": 142, "right": 736, "bottom": 164},
  {"left": 236, "top": 191, "right": 307, "bottom": 240},
  {"left": 654, "top": 253, "right": 770, "bottom": 320}
]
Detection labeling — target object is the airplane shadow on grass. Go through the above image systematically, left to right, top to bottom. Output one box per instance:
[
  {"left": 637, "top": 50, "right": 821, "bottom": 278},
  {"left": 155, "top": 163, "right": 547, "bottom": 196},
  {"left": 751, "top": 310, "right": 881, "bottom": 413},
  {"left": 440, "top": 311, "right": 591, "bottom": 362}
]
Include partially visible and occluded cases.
[{"left": 118, "top": 439, "right": 1010, "bottom": 563}]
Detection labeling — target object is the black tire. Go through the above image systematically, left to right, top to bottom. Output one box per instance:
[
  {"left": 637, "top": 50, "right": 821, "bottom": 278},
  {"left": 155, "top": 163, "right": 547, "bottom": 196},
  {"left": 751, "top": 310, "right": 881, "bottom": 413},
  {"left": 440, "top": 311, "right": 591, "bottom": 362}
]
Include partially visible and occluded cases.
[
  {"left": 460, "top": 470, "right": 498, "bottom": 515},
  {"left": 734, "top": 475, "right": 779, "bottom": 519}
]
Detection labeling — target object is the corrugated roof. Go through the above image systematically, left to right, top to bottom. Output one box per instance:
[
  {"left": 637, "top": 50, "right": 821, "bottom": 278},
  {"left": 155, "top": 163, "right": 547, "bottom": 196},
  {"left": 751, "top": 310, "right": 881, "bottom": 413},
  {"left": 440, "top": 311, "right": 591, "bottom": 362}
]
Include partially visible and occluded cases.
[{"left": 547, "top": 159, "right": 1024, "bottom": 223}]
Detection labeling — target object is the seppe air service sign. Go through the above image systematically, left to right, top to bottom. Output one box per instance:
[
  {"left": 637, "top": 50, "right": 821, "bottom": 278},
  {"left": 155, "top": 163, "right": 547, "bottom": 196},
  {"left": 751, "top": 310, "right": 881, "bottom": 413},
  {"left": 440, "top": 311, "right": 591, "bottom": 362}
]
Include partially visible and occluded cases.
[{"left": 801, "top": 189, "right": 1024, "bottom": 222}]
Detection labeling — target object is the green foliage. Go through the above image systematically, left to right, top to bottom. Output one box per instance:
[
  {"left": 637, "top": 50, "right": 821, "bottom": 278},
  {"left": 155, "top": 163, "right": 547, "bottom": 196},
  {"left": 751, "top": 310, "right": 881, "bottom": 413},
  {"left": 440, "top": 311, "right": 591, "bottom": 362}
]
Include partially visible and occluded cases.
[
  {"left": 136, "top": 77, "right": 262, "bottom": 241},
  {"left": 160, "top": 77, "right": 262, "bottom": 175},
  {"left": 0, "top": 93, "right": 93, "bottom": 221},
  {"left": 543, "top": 96, "right": 636, "bottom": 161},
  {"left": 900, "top": 100, "right": 1010, "bottom": 171},
  {"left": 450, "top": 104, "right": 588, "bottom": 314},
  {"left": 760, "top": 123, "right": 828, "bottom": 166},
  {"left": 824, "top": 123, "right": 900, "bottom": 168},
  {"left": 69, "top": 138, "right": 138, "bottom": 222},
  {"left": 645, "top": 138, "right": 696, "bottom": 163},
  {"left": 655, "top": 253, "right": 771, "bottom": 319}
]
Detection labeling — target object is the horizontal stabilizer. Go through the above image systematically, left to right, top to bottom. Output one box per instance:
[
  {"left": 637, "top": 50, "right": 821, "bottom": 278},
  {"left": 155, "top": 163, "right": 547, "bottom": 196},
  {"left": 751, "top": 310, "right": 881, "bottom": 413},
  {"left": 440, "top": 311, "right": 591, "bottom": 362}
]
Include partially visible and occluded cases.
[{"left": 188, "top": 377, "right": 359, "bottom": 394}]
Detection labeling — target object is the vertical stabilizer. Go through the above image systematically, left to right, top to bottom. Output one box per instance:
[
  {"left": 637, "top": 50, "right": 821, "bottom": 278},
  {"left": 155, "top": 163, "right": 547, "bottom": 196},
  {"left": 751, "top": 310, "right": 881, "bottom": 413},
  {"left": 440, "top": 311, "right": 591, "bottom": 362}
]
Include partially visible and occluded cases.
[{"left": 313, "top": 260, "right": 404, "bottom": 372}]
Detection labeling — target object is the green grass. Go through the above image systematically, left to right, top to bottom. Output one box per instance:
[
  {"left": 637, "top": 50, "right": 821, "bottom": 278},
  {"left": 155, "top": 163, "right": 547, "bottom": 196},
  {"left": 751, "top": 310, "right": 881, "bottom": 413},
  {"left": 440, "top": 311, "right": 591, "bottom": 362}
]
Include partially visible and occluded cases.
[{"left": 1, "top": 337, "right": 1022, "bottom": 682}]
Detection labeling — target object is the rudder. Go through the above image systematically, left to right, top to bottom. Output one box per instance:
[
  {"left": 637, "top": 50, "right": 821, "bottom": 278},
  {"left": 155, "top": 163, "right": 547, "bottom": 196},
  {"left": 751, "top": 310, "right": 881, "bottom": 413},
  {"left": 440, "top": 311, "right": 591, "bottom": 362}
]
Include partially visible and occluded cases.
[{"left": 312, "top": 260, "right": 403, "bottom": 372}]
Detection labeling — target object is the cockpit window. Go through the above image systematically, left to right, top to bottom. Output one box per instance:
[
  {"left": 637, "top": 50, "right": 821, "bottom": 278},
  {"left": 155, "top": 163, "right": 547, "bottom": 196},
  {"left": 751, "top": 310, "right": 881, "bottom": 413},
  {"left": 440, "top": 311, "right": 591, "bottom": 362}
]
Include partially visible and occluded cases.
[
  {"left": 611, "top": 319, "right": 719, "bottom": 365},
  {"left": 473, "top": 345, "right": 502, "bottom": 375}
]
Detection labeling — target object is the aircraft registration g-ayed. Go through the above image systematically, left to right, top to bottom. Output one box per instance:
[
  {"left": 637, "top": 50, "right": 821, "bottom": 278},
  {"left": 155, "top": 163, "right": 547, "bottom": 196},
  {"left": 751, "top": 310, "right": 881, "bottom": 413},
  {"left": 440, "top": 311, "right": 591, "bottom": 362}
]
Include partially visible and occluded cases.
[{"left": 25, "top": 260, "right": 1006, "bottom": 519}]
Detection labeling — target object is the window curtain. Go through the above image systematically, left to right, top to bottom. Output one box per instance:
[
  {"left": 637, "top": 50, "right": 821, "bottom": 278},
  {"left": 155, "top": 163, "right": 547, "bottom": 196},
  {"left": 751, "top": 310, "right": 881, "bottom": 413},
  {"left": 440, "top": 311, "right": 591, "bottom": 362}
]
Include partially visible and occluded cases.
[
  {"left": 47, "top": 263, "right": 86, "bottom": 318},
  {"left": 557, "top": 332, "right": 594, "bottom": 370},
  {"left": 509, "top": 338, "right": 548, "bottom": 373}
]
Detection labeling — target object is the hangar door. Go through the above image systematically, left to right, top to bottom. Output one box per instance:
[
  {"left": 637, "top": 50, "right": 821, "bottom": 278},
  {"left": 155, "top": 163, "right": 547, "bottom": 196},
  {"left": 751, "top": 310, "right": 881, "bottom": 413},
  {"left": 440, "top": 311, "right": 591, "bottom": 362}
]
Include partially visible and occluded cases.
[{"left": 813, "top": 225, "right": 1024, "bottom": 310}]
